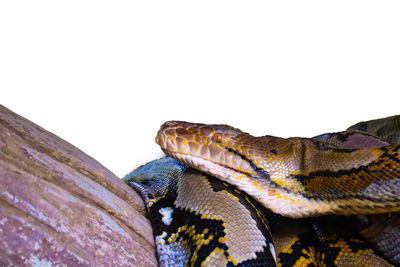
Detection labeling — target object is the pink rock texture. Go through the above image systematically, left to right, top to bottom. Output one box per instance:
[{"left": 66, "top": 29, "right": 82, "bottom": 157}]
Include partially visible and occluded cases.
[{"left": 0, "top": 105, "right": 157, "bottom": 266}]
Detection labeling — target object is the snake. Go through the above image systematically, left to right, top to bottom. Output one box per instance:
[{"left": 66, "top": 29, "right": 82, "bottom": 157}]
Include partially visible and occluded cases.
[{"left": 124, "top": 115, "right": 400, "bottom": 266}]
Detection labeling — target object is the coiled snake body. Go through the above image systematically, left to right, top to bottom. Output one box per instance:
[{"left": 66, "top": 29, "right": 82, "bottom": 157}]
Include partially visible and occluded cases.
[{"left": 124, "top": 115, "right": 400, "bottom": 266}]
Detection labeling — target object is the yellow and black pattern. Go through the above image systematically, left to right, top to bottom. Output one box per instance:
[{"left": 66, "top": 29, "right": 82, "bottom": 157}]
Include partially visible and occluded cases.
[
  {"left": 123, "top": 115, "right": 400, "bottom": 266},
  {"left": 344, "top": 119, "right": 400, "bottom": 265},
  {"left": 289, "top": 142, "right": 400, "bottom": 201},
  {"left": 124, "top": 156, "right": 397, "bottom": 266},
  {"left": 124, "top": 157, "right": 277, "bottom": 267},
  {"left": 272, "top": 214, "right": 394, "bottom": 266},
  {"left": 275, "top": 223, "right": 392, "bottom": 266}
]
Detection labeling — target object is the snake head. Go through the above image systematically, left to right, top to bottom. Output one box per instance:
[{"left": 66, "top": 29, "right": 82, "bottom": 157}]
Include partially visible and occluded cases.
[{"left": 156, "top": 121, "right": 273, "bottom": 182}]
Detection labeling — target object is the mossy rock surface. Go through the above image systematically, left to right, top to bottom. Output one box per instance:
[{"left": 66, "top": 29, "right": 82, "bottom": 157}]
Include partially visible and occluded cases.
[{"left": 0, "top": 105, "right": 156, "bottom": 266}]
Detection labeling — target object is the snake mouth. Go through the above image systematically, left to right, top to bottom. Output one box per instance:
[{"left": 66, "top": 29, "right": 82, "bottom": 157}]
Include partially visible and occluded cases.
[{"left": 161, "top": 149, "right": 258, "bottom": 187}]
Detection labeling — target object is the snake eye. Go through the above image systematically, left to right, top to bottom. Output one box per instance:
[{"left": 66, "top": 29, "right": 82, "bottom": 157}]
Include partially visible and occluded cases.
[{"left": 212, "top": 133, "right": 223, "bottom": 143}]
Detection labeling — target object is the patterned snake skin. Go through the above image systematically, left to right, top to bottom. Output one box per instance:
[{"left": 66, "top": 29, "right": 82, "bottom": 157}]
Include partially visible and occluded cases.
[{"left": 124, "top": 115, "right": 400, "bottom": 266}]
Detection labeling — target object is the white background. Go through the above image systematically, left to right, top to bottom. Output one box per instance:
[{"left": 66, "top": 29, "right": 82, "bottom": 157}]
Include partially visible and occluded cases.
[{"left": 1, "top": 1, "right": 399, "bottom": 177}]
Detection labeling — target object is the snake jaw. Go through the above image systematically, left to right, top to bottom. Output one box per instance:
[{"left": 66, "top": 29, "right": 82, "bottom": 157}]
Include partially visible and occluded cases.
[{"left": 159, "top": 147, "right": 259, "bottom": 184}]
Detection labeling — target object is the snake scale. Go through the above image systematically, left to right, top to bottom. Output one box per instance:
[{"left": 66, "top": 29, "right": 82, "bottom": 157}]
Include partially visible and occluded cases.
[{"left": 123, "top": 115, "right": 400, "bottom": 266}]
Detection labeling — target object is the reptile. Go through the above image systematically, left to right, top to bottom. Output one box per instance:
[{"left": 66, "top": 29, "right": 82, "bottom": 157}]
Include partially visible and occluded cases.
[{"left": 124, "top": 115, "right": 400, "bottom": 266}]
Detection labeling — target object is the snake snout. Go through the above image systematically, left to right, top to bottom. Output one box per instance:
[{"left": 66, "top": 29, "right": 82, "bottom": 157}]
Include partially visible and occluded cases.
[{"left": 156, "top": 121, "right": 212, "bottom": 154}]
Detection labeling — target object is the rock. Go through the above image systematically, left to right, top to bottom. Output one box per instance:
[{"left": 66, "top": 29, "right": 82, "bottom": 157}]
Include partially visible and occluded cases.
[{"left": 0, "top": 105, "right": 157, "bottom": 266}]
